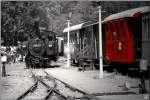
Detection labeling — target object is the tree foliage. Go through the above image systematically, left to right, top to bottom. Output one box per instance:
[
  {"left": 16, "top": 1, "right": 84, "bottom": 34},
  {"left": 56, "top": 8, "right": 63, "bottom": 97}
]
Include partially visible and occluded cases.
[{"left": 1, "top": 1, "right": 150, "bottom": 46}]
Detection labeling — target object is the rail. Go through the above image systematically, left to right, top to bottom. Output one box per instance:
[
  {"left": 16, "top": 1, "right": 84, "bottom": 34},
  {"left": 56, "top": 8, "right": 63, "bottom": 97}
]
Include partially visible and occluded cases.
[{"left": 16, "top": 70, "right": 38, "bottom": 100}]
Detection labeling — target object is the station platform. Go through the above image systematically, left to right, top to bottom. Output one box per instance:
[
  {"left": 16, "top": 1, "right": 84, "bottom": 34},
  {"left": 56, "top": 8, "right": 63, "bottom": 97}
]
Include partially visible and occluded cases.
[{"left": 45, "top": 67, "right": 149, "bottom": 100}]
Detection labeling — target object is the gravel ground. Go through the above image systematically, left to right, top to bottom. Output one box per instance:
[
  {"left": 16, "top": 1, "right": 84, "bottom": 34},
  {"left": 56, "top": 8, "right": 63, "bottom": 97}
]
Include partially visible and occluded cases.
[
  {"left": 0, "top": 57, "right": 149, "bottom": 100},
  {"left": 45, "top": 57, "right": 150, "bottom": 100},
  {"left": 0, "top": 62, "right": 33, "bottom": 100}
]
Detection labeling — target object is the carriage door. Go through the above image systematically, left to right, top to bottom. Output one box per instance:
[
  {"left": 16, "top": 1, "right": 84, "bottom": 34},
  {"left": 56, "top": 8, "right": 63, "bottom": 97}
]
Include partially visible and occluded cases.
[{"left": 112, "top": 20, "right": 127, "bottom": 61}]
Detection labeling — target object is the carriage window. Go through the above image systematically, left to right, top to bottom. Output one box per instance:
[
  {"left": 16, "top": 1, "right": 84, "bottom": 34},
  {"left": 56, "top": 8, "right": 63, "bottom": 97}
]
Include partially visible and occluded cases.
[
  {"left": 142, "top": 18, "right": 149, "bottom": 40},
  {"left": 148, "top": 19, "right": 150, "bottom": 39},
  {"left": 121, "top": 20, "right": 126, "bottom": 40},
  {"left": 111, "top": 22, "right": 114, "bottom": 33},
  {"left": 112, "top": 22, "right": 118, "bottom": 40},
  {"left": 115, "top": 22, "right": 119, "bottom": 34},
  {"left": 107, "top": 23, "right": 111, "bottom": 40},
  {"left": 110, "top": 23, "right": 114, "bottom": 41},
  {"left": 105, "top": 24, "right": 108, "bottom": 32}
]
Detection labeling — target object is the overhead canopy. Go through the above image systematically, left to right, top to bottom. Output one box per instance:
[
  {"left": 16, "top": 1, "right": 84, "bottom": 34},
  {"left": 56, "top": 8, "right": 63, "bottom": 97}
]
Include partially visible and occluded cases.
[
  {"left": 104, "top": 6, "right": 150, "bottom": 22},
  {"left": 63, "top": 21, "right": 101, "bottom": 33},
  {"left": 82, "top": 21, "right": 99, "bottom": 28},
  {"left": 63, "top": 23, "right": 84, "bottom": 33},
  {"left": 56, "top": 37, "right": 64, "bottom": 40}
]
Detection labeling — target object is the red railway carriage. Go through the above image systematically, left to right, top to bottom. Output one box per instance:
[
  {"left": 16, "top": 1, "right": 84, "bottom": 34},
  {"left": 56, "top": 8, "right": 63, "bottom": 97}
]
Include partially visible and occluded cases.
[
  {"left": 63, "top": 6, "right": 150, "bottom": 71},
  {"left": 103, "top": 6, "right": 150, "bottom": 68}
]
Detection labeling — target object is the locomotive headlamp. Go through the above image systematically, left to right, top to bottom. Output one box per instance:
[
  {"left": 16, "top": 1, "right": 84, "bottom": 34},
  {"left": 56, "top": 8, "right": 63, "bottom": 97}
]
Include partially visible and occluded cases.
[
  {"left": 33, "top": 44, "right": 42, "bottom": 48},
  {"left": 48, "top": 44, "right": 53, "bottom": 47},
  {"left": 22, "top": 45, "right": 26, "bottom": 48}
]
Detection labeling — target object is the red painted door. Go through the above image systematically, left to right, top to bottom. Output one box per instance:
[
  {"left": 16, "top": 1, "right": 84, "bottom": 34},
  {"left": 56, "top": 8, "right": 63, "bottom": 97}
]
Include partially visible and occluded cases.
[
  {"left": 111, "top": 20, "right": 128, "bottom": 62},
  {"left": 115, "top": 20, "right": 128, "bottom": 61}
]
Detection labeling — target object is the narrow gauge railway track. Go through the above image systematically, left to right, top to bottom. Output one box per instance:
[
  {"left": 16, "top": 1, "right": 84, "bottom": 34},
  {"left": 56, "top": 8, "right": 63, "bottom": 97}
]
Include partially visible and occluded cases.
[
  {"left": 17, "top": 69, "right": 99, "bottom": 100},
  {"left": 17, "top": 69, "right": 70, "bottom": 100}
]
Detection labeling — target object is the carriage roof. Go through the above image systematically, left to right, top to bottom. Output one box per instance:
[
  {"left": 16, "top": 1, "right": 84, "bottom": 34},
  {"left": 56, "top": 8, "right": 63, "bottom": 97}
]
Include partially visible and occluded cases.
[{"left": 104, "top": 6, "right": 150, "bottom": 22}]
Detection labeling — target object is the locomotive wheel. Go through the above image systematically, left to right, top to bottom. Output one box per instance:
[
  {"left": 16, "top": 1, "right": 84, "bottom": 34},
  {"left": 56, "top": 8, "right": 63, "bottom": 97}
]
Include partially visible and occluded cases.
[
  {"left": 42, "top": 59, "right": 50, "bottom": 68},
  {"left": 72, "top": 59, "right": 76, "bottom": 64},
  {"left": 25, "top": 60, "right": 31, "bottom": 68},
  {"left": 46, "top": 61, "right": 50, "bottom": 68},
  {"left": 25, "top": 62, "right": 29, "bottom": 68},
  {"left": 42, "top": 62, "right": 47, "bottom": 68},
  {"left": 38, "top": 63, "right": 42, "bottom": 68}
]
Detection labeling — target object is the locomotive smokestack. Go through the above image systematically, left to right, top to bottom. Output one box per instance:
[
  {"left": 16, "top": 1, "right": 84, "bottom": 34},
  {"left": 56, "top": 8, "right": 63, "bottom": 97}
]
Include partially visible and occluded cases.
[
  {"left": 33, "top": 17, "right": 40, "bottom": 38},
  {"left": 34, "top": 21, "right": 40, "bottom": 37}
]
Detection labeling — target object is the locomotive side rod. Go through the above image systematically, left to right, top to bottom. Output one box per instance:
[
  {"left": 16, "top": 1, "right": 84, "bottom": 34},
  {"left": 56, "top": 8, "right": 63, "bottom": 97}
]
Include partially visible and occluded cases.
[{"left": 44, "top": 70, "right": 99, "bottom": 100}]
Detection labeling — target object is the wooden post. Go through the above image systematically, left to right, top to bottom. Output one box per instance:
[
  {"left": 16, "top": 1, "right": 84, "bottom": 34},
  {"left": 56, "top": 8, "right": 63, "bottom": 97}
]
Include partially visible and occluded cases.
[
  {"left": 1, "top": 55, "right": 7, "bottom": 77},
  {"left": 2, "top": 62, "right": 6, "bottom": 77}
]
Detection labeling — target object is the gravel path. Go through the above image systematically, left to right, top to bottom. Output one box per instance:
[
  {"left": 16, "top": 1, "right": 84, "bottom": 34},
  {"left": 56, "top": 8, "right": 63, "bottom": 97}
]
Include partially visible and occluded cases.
[{"left": 0, "top": 62, "right": 33, "bottom": 100}]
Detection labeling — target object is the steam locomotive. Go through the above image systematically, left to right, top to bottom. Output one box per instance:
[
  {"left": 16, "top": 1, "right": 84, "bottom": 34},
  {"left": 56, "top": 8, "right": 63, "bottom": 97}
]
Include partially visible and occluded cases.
[{"left": 24, "top": 30, "right": 58, "bottom": 68}]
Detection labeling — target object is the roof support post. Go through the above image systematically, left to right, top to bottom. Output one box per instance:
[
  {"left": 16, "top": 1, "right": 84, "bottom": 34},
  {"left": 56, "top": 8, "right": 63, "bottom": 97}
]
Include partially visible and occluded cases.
[
  {"left": 98, "top": 6, "right": 103, "bottom": 78},
  {"left": 67, "top": 19, "right": 70, "bottom": 68}
]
